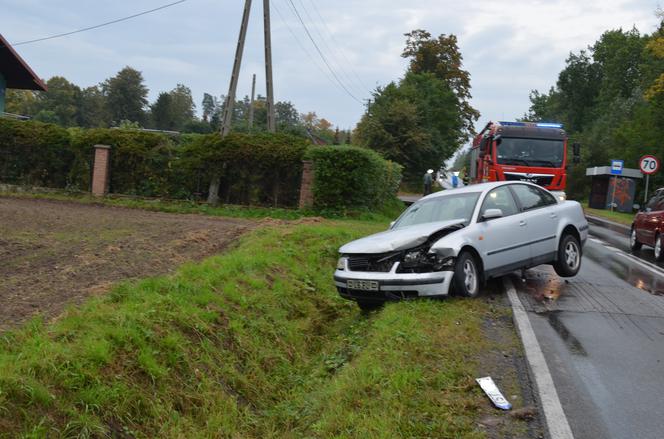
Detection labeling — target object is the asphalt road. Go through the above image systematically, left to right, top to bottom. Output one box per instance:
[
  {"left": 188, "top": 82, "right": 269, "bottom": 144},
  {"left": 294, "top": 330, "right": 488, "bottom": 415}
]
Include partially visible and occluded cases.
[{"left": 514, "top": 223, "right": 664, "bottom": 439}]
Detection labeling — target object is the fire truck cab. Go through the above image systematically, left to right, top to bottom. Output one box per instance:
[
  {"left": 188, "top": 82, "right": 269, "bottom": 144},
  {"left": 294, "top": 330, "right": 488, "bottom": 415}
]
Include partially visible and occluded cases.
[{"left": 469, "top": 121, "right": 579, "bottom": 201}]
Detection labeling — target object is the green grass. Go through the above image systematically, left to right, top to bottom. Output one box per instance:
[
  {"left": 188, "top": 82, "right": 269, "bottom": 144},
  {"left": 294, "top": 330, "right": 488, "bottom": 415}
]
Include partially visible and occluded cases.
[
  {"left": 0, "top": 190, "right": 405, "bottom": 223},
  {"left": 582, "top": 202, "right": 635, "bottom": 226},
  {"left": 0, "top": 220, "right": 497, "bottom": 438}
]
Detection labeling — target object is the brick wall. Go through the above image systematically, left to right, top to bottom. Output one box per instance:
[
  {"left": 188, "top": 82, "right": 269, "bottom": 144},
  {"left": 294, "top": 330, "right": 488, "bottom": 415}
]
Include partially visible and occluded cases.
[
  {"left": 91, "top": 145, "right": 111, "bottom": 196},
  {"left": 298, "top": 160, "right": 314, "bottom": 209}
]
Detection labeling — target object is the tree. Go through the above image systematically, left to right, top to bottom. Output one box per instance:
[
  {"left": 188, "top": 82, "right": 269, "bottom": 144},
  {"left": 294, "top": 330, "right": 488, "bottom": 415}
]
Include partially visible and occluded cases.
[
  {"left": 402, "top": 29, "right": 480, "bottom": 137},
  {"left": 103, "top": 66, "right": 148, "bottom": 125},
  {"left": 355, "top": 72, "right": 462, "bottom": 181},
  {"left": 36, "top": 76, "right": 81, "bottom": 127},
  {"left": 168, "top": 84, "right": 195, "bottom": 130},
  {"left": 79, "top": 85, "right": 111, "bottom": 127},
  {"left": 4, "top": 89, "right": 40, "bottom": 116},
  {"left": 150, "top": 92, "right": 174, "bottom": 130},
  {"left": 201, "top": 93, "right": 215, "bottom": 122},
  {"left": 333, "top": 127, "right": 340, "bottom": 145}
]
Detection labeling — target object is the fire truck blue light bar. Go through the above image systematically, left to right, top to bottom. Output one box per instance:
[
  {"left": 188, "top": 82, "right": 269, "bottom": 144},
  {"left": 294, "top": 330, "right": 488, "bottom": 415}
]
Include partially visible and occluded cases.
[
  {"left": 498, "top": 121, "right": 526, "bottom": 126},
  {"left": 535, "top": 123, "right": 563, "bottom": 128}
]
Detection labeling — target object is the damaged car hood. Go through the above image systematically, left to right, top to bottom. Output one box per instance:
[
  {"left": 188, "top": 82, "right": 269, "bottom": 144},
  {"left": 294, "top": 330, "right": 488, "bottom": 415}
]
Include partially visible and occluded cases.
[{"left": 339, "top": 219, "right": 465, "bottom": 254}]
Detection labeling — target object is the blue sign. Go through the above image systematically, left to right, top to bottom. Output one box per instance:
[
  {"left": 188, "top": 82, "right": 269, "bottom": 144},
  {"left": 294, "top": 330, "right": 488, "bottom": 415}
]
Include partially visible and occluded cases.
[{"left": 611, "top": 160, "right": 624, "bottom": 175}]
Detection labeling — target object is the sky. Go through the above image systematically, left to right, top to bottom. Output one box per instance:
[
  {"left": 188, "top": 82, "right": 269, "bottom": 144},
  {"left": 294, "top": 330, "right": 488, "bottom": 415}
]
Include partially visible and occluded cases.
[{"left": 1, "top": 0, "right": 661, "bottom": 144}]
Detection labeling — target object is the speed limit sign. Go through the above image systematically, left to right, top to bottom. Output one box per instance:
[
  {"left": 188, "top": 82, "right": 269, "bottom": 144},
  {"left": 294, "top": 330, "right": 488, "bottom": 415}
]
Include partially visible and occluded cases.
[{"left": 640, "top": 155, "right": 660, "bottom": 175}]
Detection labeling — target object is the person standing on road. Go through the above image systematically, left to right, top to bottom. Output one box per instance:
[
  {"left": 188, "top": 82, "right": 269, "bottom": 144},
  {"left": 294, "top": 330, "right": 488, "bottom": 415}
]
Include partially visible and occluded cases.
[{"left": 423, "top": 169, "right": 434, "bottom": 196}]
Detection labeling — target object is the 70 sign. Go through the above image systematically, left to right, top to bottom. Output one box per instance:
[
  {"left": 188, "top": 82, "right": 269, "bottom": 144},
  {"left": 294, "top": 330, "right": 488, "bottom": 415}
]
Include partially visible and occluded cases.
[{"left": 640, "top": 155, "right": 660, "bottom": 175}]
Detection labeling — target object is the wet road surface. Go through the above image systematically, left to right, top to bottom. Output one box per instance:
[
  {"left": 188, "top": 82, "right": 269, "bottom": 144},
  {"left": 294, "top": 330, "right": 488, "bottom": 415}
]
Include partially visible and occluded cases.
[{"left": 513, "top": 223, "right": 664, "bottom": 439}]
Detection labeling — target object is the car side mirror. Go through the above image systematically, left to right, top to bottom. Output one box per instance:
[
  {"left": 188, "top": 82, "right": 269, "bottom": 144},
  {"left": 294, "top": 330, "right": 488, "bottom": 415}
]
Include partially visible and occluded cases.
[
  {"left": 482, "top": 208, "right": 503, "bottom": 220},
  {"left": 389, "top": 221, "right": 395, "bottom": 229}
]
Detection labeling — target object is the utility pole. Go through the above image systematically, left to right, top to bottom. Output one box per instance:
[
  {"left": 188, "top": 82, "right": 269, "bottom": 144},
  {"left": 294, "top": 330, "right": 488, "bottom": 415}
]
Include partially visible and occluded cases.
[
  {"left": 209, "top": 0, "right": 252, "bottom": 204},
  {"left": 220, "top": 0, "right": 252, "bottom": 138},
  {"left": 263, "top": 0, "right": 276, "bottom": 132},
  {"left": 248, "top": 73, "right": 256, "bottom": 129}
]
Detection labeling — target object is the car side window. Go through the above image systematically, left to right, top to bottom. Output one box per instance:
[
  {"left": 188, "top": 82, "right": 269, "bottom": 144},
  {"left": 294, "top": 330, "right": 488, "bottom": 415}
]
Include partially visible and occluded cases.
[
  {"left": 510, "top": 184, "right": 551, "bottom": 211},
  {"left": 480, "top": 186, "right": 519, "bottom": 218},
  {"left": 538, "top": 187, "right": 557, "bottom": 206},
  {"left": 646, "top": 196, "right": 661, "bottom": 210},
  {"left": 655, "top": 198, "right": 664, "bottom": 211}
]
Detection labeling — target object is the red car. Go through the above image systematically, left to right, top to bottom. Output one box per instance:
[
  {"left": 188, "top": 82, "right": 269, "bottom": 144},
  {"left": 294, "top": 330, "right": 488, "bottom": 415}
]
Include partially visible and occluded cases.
[{"left": 631, "top": 188, "right": 664, "bottom": 260}]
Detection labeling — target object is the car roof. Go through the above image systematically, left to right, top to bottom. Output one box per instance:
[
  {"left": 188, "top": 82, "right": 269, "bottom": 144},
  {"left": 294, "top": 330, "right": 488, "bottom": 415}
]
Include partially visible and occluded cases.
[{"left": 419, "top": 181, "right": 545, "bottom": 201}]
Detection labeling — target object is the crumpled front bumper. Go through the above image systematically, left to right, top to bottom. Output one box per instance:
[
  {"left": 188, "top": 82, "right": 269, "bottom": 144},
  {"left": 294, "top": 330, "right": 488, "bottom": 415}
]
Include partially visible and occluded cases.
[{"left": 333, "top": 262, "right": 454, "bottom": 303}]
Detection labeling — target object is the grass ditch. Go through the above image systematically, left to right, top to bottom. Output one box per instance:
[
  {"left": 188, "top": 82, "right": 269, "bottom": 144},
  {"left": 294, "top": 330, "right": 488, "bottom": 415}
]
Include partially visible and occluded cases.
[
  {"left": 582, "top": 202, "right": 635, "bottom": 226},
  {"left": 0, "top": 220, "right": 515, "bottom": 438}
]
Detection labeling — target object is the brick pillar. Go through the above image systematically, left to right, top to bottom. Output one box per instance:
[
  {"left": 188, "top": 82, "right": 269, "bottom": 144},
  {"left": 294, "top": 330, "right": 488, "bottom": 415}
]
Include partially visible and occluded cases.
[
  {"left": 91, "top": 144, "right": 111, "bottom": 196},
  {"left": 298, "top": 160, "right": 315, "bottom": 209}
]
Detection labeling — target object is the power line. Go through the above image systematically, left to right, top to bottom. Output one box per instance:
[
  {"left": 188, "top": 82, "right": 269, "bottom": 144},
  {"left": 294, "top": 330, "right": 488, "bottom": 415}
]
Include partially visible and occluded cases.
[
  {"left": 12, "top": 0, "right": 188, "bottom": 46},
  {"left": 271, "top": 0, "right": 338, "bottom": 87},
  {"left": 284, "top": 0, "right": 362, "bottom": 104},
  {"left": 294, "top": 0, "right": 366, "bottom": 97},
  {"left": 305, "top": 0, "right": 372, "bottom": 92}
]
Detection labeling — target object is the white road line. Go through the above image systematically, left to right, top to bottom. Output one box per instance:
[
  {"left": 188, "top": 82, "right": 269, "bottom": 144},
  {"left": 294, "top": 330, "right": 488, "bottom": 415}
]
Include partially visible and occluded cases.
[
  {"left": 588, "top": 234, "right": 664, "bottom": 278},
  {"left": 615, "top": 252, "right": 664, "bottom": 277},
  {"left": 505, "top": 277, "right": 574, "bottom": 439}
]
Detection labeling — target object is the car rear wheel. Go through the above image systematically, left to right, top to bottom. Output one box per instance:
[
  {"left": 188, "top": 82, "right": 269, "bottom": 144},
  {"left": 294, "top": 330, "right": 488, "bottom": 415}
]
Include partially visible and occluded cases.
[
  {"left": 630, "top": 227, "right": 642, "bottom": 251},
  {"left": 553, "top": 233, "right": 582, "bottom": 277},
  {"left": 655, "top": 234, "right": 664, "bottom": 261},
  {"left": 453, "top": 251, "right": 480, "bottom": 298}
]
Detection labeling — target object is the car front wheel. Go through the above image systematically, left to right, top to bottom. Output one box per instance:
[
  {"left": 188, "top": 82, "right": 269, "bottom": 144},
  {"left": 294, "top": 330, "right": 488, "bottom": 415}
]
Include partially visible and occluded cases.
[
  {"left": 630, "top": 226, "right": 642, "bottom": 251},
  {"left": 553, "top": 233, "right": 582, "bottom": 277},
  {"left": 655, "top": 234, "right": 664, "bottom": 261},
  {"left": 453, "top": 251, "right": 480, "bottom": 298}
]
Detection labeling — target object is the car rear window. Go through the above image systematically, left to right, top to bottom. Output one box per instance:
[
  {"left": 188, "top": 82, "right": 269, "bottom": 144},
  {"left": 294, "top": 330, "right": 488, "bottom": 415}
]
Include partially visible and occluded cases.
[{"left": 394, "top": 193, "right": 481, "bottom": 228}]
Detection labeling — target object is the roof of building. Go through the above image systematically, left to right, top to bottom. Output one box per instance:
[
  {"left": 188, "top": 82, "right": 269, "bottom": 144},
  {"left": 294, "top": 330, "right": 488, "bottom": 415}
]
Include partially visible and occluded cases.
[
  {"left": 0, "top": 34, "right": 47, "bottom": 91},
  {"left": 585, "top": 166, "right": 643, "bottom": 179}
]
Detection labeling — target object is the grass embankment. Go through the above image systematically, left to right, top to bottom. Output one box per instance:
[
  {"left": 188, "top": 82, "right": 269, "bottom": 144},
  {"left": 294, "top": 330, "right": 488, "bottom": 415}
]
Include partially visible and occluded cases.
[
  {"left": 582, "top": 202, "right": 635, "bottom": 226},
  {"left": 0, "top": 220, "right": 503, "bottom": 438}
]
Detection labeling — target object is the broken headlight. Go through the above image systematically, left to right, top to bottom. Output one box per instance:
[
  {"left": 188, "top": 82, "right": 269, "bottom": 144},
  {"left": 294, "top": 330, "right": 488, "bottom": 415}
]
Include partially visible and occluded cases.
[{"left": 399, "top": 248, "right": 455, "bottom": 272}]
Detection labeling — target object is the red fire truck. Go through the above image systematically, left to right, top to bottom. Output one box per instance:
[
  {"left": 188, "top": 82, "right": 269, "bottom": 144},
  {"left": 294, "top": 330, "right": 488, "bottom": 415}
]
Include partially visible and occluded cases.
[{"left": 469, "top": 121, "right": 580, "bottom": 200}]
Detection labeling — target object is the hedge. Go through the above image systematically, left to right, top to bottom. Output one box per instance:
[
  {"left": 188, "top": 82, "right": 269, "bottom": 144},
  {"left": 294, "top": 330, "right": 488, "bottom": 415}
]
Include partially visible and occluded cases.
[
  {"left": 0, "top": 118, "right": 72, "bottom": 188},
  {"left": 0, "top": 120, "right": 402, "bottom": 212},
  {"left": 184, "top": 132, "right": 309, "bottom": 206},
  {"left": 307, "top": 145, "right": 403, "bottom": 212}
]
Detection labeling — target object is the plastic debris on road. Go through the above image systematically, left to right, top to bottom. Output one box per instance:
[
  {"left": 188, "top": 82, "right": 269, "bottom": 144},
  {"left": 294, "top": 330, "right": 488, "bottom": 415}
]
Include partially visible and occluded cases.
[{"left": 476, "top": 376, "right": 512, "bottom": 410}]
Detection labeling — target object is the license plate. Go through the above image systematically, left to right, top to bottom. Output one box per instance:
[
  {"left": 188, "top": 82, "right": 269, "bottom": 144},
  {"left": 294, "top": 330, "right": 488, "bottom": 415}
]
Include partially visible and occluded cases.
[{"left": 347, "top": 279, "right": 379, "bottom": 291}]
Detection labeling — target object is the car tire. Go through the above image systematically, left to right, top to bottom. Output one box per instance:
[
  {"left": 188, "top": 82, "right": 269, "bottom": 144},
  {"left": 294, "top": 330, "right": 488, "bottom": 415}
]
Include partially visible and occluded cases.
[
  {"left": 630, "top": 226, "right": 642, "bottom": 251},
  {"left": 553, "top": 233, "right": 582, "bottom": 277},
  {"left": 655, "top": 233, "right": 664, "bottom": 261},
  {"left": 453, "top": 251, "right": 481, "bottom": 298},
  {"left": 356, "top": 301, "right": 382, "bottom": 312}
]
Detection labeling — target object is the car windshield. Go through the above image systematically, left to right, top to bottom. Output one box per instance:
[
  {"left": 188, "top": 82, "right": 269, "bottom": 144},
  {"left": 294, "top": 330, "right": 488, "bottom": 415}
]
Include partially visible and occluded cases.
[
  {"left": 497, "top": 137, "right": 564, "bottom": 168},
  {"left": 393, "top": 192, "right": 481, "bottom": 228}
]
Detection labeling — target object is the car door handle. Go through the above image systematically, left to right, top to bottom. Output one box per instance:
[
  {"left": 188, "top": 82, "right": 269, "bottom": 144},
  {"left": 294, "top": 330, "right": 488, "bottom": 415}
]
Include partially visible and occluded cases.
[{"left": 519, "top": 220, "right": 527, "bottom": 227}]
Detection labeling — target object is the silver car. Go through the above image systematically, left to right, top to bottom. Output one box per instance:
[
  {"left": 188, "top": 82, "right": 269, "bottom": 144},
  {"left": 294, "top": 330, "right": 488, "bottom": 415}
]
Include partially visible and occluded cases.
[{"left": 334, "top": 181, "right": 588, "bottom": 310}]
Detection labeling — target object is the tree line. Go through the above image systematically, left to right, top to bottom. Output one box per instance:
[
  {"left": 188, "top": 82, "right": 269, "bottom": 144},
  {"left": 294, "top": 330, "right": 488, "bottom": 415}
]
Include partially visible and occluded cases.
[
  {"left": 524, "top": 12, "right": 664, "bottom": 199},
  {"left": 5, "top": 66, "right": 350, "bottom": 142}
]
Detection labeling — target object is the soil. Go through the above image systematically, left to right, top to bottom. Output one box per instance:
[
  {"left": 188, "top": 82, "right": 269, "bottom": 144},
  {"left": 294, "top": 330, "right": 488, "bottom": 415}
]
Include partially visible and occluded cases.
[
  {"left": 0, "top": 197, "right": 255, "bottom": 331},
  {"left": 476, "top": 280, "right": 545, "bottom": 439}
]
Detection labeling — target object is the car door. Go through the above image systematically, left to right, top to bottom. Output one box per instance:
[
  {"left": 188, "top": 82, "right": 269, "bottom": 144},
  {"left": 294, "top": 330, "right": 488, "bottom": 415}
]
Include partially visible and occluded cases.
[
  {"left": 509, "top": 184, "right": 559, "bottom": 264},
  {"left": 476, "top": 185, "right": 530, "bottom": 275},
  {"left": 639, "top": 196, "right": 664, "bottom": 246}
]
